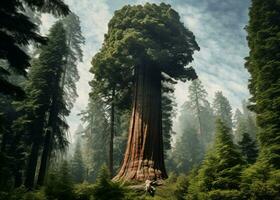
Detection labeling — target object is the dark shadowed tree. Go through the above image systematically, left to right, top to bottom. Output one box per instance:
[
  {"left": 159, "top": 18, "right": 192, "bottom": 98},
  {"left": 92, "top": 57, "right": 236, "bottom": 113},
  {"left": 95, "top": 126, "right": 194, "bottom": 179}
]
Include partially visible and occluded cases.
[
  {"left": 0, "top": 0, "right": 69, "bottom": 98},
  {"left": 13, "top": 22, "right": 68, "bottom": 189},
  {"left": 161, "top": 82, "right": 177, "bottom": 154},
  {"left": 238, "top": 132, "right": 258, "bottom": 165}
]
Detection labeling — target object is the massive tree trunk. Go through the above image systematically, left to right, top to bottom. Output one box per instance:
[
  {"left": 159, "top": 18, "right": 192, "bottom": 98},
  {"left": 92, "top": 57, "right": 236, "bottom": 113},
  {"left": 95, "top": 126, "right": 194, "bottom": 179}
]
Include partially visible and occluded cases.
[{"left": 114, "top": 65, "right": 167, "bottom": 181}]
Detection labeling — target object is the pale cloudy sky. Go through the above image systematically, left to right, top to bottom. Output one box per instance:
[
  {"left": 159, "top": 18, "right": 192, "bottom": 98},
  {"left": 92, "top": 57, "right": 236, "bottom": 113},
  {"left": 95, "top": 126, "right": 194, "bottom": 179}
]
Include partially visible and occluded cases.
[{"left": 41, "top": 0, "right": 251, "bottom": 137}]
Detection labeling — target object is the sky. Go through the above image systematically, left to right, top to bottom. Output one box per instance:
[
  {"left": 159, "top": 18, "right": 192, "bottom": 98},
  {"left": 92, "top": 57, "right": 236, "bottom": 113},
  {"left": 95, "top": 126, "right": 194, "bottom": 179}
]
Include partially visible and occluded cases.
[{"left": 41, "top": 0, "right": 251, "bottom": 139}]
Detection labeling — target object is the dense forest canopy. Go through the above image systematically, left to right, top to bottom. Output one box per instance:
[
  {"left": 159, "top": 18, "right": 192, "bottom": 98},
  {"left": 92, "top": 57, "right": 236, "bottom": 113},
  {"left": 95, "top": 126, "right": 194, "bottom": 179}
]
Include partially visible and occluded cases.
[{"left": 0, "top": 0, "right": 280, "bottom": 199}]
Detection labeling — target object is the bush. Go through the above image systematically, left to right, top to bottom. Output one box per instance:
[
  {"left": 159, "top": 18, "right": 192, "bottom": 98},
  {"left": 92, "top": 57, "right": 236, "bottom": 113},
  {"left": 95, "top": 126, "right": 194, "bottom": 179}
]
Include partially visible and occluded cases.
[
  {"left": 241, "top": 160, "right": 280, "bottom": 200},
  {"left": 45, "top": 161, "right": 74, "bottom": 200},
  {"left": 91, "top": 166, "right": 125, "bottom": 200},
  {"left": 174, "top": 174, "right": 189, "bottom": 200},
  {"left": 73, "top": 183, "right": 95, "bottom": 200},
  {"left": 0, "top": 187, "right": 46, "bottom": 200},
  {"left": 207, "top": 190, "right": 242, "bottom": 200},
  {"left": 23, "top": 191, "right": 47, "bottom": 200}
]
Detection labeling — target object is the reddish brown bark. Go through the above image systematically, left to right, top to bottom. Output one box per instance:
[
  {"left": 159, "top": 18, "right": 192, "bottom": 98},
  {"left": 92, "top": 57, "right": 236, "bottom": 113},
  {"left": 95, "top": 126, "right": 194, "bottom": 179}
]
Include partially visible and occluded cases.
[{"left": 114, "top": 65, "right": 167, "bottom": 181}]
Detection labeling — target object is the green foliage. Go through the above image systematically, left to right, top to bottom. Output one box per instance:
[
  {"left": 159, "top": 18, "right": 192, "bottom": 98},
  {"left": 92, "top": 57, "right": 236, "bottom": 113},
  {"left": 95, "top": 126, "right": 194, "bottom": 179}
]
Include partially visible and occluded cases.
[
  {"left": 0, "top": 0, "right": 69, "bottom": 97},
  {"left": 246, "top": 0, "right": 280, "bottom": 166},
  {"left": 241, "top": 1, "right": 280, "bottom": 199},
  {"left": 60, "top": 13, "right": 85, "bottom": 110},
  {"left": 171, "top": 79, "right": 215, "bottom": 173},
  {"left": 187, "top": 79, "right": 215, "bottom": 147},
  {"left": 213, "top": 91, "right": 233, "bottom": 130},
  {"left": 80, "top": 95, "right": 109, "bottom": 182},
  {"left": 233, "top": 100, "right": 257, "bottom": 142},
  {"left": 187, "top": 119, "right": 244, "bottom": 200},
  {"left": 172, "top": 124, "right": 204, "bottom": 173},
  {"left": 238, "top": 132, "right": 258, "bottom": 164},
  {"left": 71, "top": 139, "right": 85, "bottom": 183},
  {"left": 241, "top": 158, "right": 280, "bottom": 200},
  {"left": 45, "top": 161, "right": 74, "bottom": 200},
  {"left": 91, "top": 166, "right": 126, "bottom": 200},
  {"left": 174, "top": 174, "right": 190, "bottom": 200},
  {"left": 73, "top": 183, "right": 95, "bottom": 200},
  {"left": 0, "top": 187, "right": 46, "bottom": 200},
  {"left": 207, "top": 189, "right": 242, "bottom": 200}
]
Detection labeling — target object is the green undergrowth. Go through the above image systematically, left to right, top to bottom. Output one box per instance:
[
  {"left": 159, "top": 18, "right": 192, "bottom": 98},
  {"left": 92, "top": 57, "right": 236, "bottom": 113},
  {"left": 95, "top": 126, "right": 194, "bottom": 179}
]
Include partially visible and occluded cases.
[{"left": 0, "top": 169, "right": 184, "bottom": 200}]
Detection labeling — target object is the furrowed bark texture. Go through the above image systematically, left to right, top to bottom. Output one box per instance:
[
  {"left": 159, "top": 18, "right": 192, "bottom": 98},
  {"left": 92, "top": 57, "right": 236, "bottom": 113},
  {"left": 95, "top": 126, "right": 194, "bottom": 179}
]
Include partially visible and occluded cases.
[{"left": 114, "top": 65, "right": 167, "bottom": 181}]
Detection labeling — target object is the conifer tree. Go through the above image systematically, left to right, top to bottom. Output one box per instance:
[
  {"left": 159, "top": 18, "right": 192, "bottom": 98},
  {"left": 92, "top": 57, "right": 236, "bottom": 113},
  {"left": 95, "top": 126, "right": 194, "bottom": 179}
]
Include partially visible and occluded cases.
[
  {"left": 0, "top": 0, "right": 69, "bottom": 97},
  {"left": 241, "top": 1, "right": 280, "bottom": 198},
  {"left": 60, "top": 13, "right": 85, "bottom": 110},
  {"left": 13, "top": 22, "right": 68, "bottom": 189},
  {"left": 188, "top": 79, "right": 215, "bottom": 147},
  {"left": 162, "top": 83, "right": 177, "bottom": 153},
  {"left": 213, "top": 91, "right": 233, "bottom": 130},
  {"left": 80, "top": 94, "right": 109, "bottom": 182},
  {"left": 233, "top": 109, "right": 247, "bottom": 142},
  {"left": 187, "top": 119, "right": 244, "bottom": 200},
  {"left": 173, "top": 125, "right": 203, "bottom": 173},
  {"left": 238, "top": 132, "right": 258, "bottom": 164},
  {"left": 71, "top": 139, "right": 85, "bottom": 183},
  {"left": 45, "top": 161, "right": 74, "bottom": 200}
]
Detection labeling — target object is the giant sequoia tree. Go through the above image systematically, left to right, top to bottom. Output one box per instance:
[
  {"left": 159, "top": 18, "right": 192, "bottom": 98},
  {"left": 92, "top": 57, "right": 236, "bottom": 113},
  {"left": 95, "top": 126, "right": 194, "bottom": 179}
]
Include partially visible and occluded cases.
[{"left": 91, "top": 3, "right": 199, "bottom": 181}]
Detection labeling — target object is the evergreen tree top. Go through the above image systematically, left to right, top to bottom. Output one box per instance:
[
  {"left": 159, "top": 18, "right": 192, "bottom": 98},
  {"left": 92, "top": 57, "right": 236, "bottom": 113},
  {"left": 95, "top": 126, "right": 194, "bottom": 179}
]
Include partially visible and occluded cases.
[{"left": 91, "top": 3, "right": 199, "bottom": 82}]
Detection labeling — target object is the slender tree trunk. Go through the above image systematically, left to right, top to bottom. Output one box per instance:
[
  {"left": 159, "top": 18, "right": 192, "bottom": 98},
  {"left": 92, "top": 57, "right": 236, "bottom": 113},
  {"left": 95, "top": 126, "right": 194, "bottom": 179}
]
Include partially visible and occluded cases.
[
  {"left": 61, "top": 34, "right": 72, "bottom": 90},
  {"left": 114, "top": 65, "right": 167, "bottom": 181},
  {"left": 194, "top": 87, "right": 203, "bottom": 137},
  {"left": 109, "top": 88, "right": 115, "bottom": 177},
  {"left": 37, "top": 90, "right": 58, "bottom": 186},
  {"left": 24, "top": 119, "right": 44, "bottom": 189},
  {"left": 36, "top": 129, "right": 52, "bottom": 186},
  {"left": 14, "top": 133, "right": 24, "bottom": 187},
  {"left": 25, "top": 137, "right": 40, "bottom": 188},
  {"left": 14, "top": 167, "right": 23, "bottom": 188}
]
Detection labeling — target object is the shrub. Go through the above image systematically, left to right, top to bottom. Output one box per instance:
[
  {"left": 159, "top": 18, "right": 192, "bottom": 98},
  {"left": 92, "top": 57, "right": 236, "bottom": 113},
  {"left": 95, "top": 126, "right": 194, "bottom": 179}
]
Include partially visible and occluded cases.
[
  {"left": 45, "top": 161, "right": 74, "bottom": 200},
  {"left": 91, "top": 166, "right": 125, "bottom": 200},
  {"left": 73, "top": 183, "right": 95, "bottom": 200}
]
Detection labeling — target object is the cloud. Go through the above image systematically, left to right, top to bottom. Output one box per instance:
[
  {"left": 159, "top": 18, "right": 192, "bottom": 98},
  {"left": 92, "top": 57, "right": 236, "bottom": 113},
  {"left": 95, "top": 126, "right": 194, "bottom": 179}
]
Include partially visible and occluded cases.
[{"left": 171, "top": 0, "right": 250, "bottom": 134}]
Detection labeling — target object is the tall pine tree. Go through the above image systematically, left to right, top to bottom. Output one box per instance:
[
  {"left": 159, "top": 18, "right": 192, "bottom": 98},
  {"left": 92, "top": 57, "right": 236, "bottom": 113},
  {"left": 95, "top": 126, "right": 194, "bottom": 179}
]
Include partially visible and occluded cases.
[
  {"left": 241, "top": 1, "right": 280, "bottom": 199},
  {"left": 60, "top": 13, "right": 85, "bottom": 110},
  {"left": 14, "top": 22, "right": 68, "bottom": 189},
  {"left": 213, "top": 91, "right": 233, "bottom": 130},
  {"left": 80, "top": 94, "right": 109, "bottom": 182},
  {"left": 187, "top": 119, "right": 244, "bottom": 200},
  {"left": 71, "top": 139, "right": 85, "bottom": 183}
]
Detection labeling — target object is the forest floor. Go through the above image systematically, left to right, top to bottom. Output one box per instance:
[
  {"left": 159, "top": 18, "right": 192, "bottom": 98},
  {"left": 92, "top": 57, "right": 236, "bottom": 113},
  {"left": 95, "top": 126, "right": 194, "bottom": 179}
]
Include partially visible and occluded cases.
[{"left": 126, "top": 178, "right": 181, "bottom": 200}]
